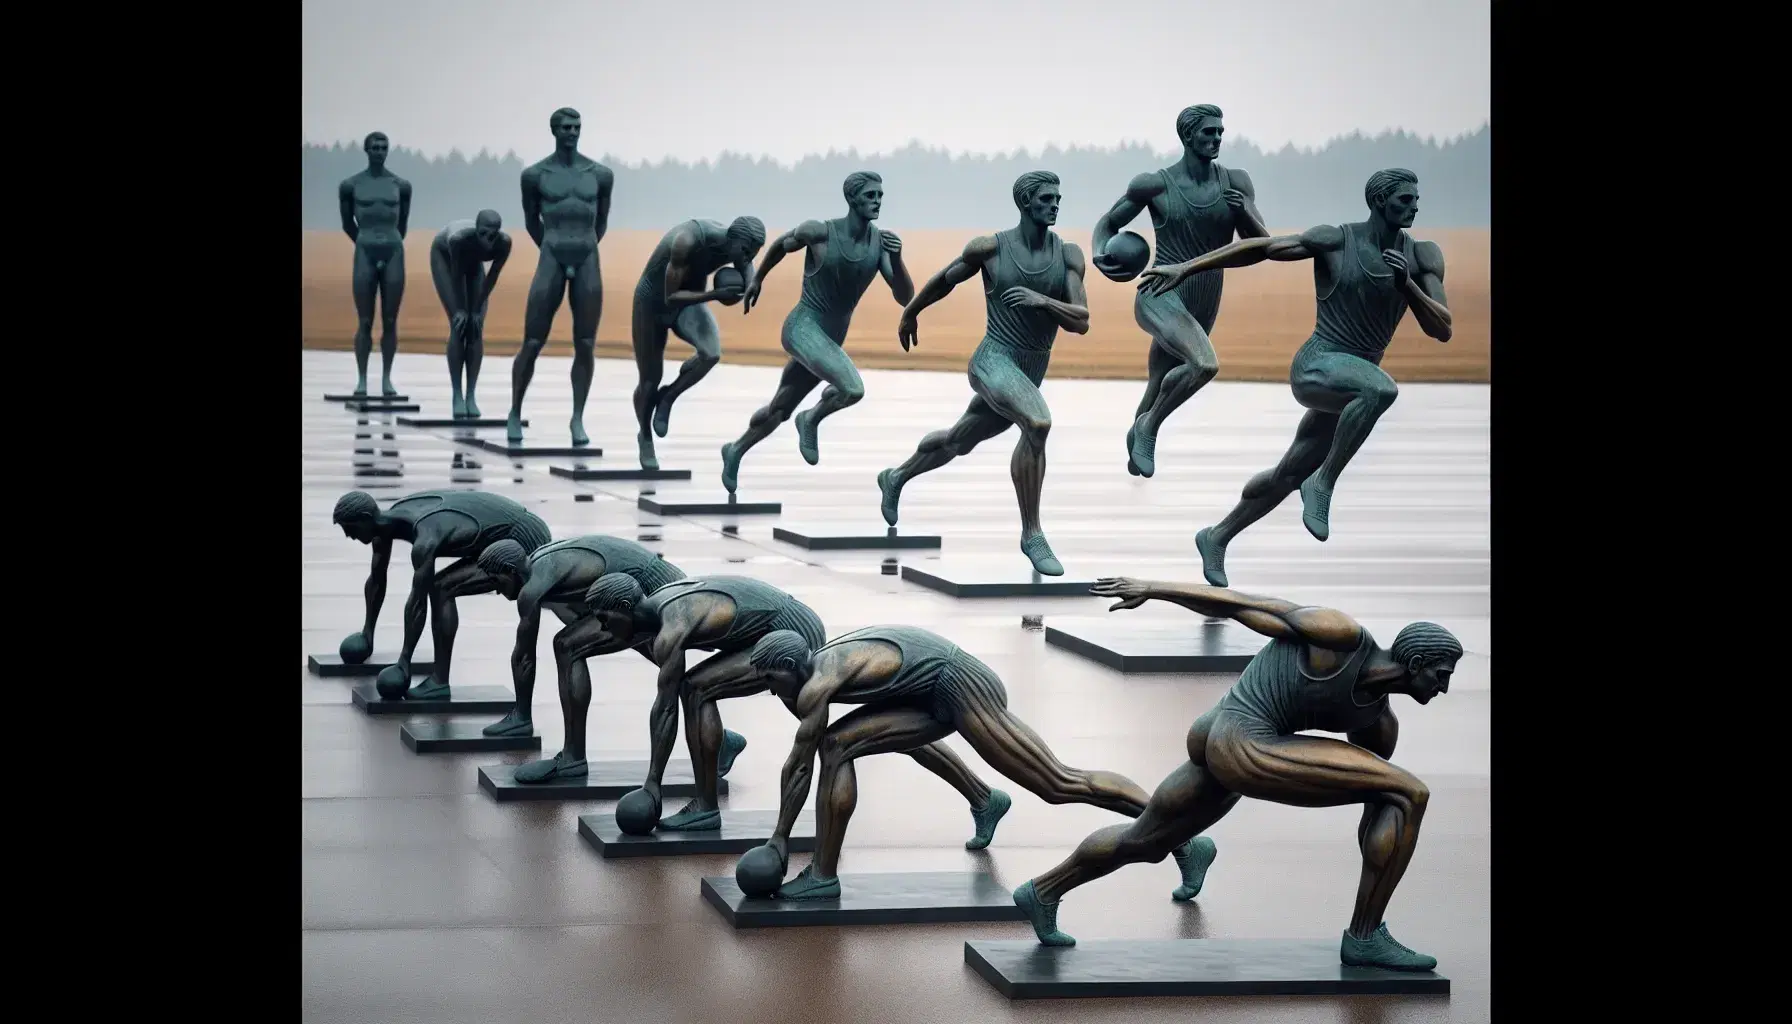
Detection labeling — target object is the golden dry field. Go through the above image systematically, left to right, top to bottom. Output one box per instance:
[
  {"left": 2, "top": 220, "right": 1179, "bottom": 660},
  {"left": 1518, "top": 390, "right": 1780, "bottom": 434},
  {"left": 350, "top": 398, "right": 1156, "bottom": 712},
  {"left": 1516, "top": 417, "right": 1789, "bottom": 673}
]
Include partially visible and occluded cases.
[{"left": 301, "top": 228, "right": 1489, "bottom": 383}]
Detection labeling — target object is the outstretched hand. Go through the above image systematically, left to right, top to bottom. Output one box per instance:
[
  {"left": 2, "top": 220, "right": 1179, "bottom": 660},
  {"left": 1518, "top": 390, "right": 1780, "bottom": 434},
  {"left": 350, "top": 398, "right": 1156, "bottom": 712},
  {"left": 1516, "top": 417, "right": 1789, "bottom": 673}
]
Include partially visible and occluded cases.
[
  {"left": 1382, "top": 249, "right": 1411, "bottom": 287},
  {"left": 1136, "top": 264, "right": 1185, "bottom": 297},
  {"left": 743, "top": 280, "right": 763, "bottom": 313},
  {"left": 1002, "top": 286, "right": 1045, "bottom": 310},
  {"left": 898, "top": 312, "right": 919, "bottom": 352},
  {"left": 1090, "top": 577, "right": 1151, "bottom": 611}
]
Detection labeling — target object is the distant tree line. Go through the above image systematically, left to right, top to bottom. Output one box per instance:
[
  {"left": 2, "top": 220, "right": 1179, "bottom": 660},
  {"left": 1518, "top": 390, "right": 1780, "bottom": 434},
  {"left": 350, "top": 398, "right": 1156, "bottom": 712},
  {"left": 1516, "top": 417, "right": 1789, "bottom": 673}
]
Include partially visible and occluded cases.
[{"left": 303, "top": 125, "right": 1489, "bottom": 233}]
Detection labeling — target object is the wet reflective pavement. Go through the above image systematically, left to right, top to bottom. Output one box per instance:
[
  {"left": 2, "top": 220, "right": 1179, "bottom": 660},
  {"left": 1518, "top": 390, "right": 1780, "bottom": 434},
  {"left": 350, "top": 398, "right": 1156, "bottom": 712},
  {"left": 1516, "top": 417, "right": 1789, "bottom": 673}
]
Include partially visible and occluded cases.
[{"left": 302, "top": 351, "right": 1490, "bottom": 1024}]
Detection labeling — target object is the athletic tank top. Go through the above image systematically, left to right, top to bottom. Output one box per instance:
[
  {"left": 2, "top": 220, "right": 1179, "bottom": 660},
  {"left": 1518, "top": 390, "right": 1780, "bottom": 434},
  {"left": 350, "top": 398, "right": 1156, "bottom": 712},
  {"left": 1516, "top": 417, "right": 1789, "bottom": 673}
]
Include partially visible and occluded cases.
[
  {"left": 1149, "top": 164, "right": 1236, "bottom": 266},
  {"left": 796, "top": 219, "right": 883, "bottom": 332},
  {"left": 637, "top": 220, "right": 732, "bottom": 301},
  {"left": 1311, "top": 223, "right": 1418, "bottom": 358},
  {"left": 982, "top": 228, "right": 1069, "bottom": 353},
  {"left": 386, "top": 490, "right": 551, "bottom": 557},
  {"left": 529, "top": 535, "right": 685, "bottom": 602},
  {"left": 635, "top": 575, "right": 827, "bottom": 652},
  {"left": 816, "top": 625, "right": 962, "bottom": 704},
  {"left": 1214, "top": 631, "right": 1384, "bottom": 736}
]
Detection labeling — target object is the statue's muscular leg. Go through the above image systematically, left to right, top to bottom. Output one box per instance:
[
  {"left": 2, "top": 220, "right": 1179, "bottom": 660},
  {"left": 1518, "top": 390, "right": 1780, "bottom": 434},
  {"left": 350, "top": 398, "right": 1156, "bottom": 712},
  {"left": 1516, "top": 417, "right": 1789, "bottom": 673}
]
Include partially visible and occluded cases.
[
  {"left": 429, "top": 245, "right": 465, "bottom": 415},
  {"left": 350, "top": 247, "right": 379, "bottom": 395},
  {"left": 376, "top": 248, "right": 406, "bottom": 396},
  {"left": 566, "top": 251, "right": 603, "bottom": 447},
  {"left": 509, "top": 252, "right": 566, "bottom": 442},
  {"left": 460, "top": 266, "right": 485, "bottom": 417},
  {"left": 1129, "top": 288, "right": 1219, "bottom": 477},
  {"left": 631, "top": 293, "right": 671, "bottom": 469},
  {"left": 653, "top": 303, "right": 722, "bottom": 439},
  {"left": 788, "top": 325, "right": 866, "bottom": 466},
  {"left": 1126, "top": 342, "right": 1178, "bottom": 474},
  {"left": 1291, "top": 349, "right": 1400, "bottom": 542},
  {"left": 723, "top": 359, "right": 820, "bottom": 493},
  {"left": 970, "top": 362, "right": 1062, "bottom": 575},
  {"left": 878, "top": 397, "right": 1011, "bottom": 527},
  {"left": 1197, "top": 409, "right": 1339, "bottom": 587},
  {"left": 415, "top": 559, "right": 497, "bottom": 700},
  {"left": 485, "top": 604, "right": 581, "bottom": 740},
  {"left": 508, "top": 615, "right": 650, "bottom": 783},
  {"left": 660, "top": 650, "right": 764, "bottom": 830},
  {"left": 784, "top": 702, "right": 954, "bottom": 899},
  {"left": 1017, "top": 711, "right": 1239, "bottom": 944},
  {"left": 1204, "top": 712, "right": 1435, "bottom": 969},
  {"left": 901, "top": 741, "right": 1010, "bottom": 849}
]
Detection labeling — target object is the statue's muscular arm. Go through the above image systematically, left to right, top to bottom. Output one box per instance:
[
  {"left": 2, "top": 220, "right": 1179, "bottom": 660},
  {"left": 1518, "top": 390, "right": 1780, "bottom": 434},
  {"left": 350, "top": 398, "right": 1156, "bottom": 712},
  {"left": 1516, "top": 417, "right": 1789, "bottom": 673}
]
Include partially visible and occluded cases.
[
  {"left": 593, "top": 164, "right": 615, "bottom": 245},
  {"left": 519, "top": 165, "right": 546, "bottom": 248},
  {"left": 1225, "top": 168, "right": 1270, "bottom": 240},
  {"left": 1092, "top": 172, "right": 1166, "bottom": 262},
  {"left": 396, "top": 177, "right": 413, "bottom": 237},
  {"left": 338, "top": 179, "right": 358, "bottom": 243},
  {"left": 744, "top": 219, "right": 826, "bottom": 312},
  {"left": 1143, "top": 223, "right": 1345, "bottom": 296},
  {"left": 663, "top": 226, "right": 723, "bottom": 308},
  {"left": 879, "top": 233, "right": 916, "bottom": 305},
  {"left": 898, "top": 234, "right": 997, "bottom": 350},
  {"left": 475, "top": 235, "right": 513, "bottom": 315},
  {"left": 1402, "top": 241, "right": 1452, "bottom": 342},
  {"left": 398, "top": 517, "right": 478, "bottom": 663},
  {"left": 359, "top": 536, "right": 392, "bottom": 638},
  {"left": 510, "top": 562, "right": 567, "bottom": 701},
  {"left": 1091, "top": 577, "right": 1365, "bottom": 652},
  {"left": 643, "top": 594, "right": 731, "bottom": 791},
  {"left": 769, "top": 647, "right": 853, "bottom": 855}
]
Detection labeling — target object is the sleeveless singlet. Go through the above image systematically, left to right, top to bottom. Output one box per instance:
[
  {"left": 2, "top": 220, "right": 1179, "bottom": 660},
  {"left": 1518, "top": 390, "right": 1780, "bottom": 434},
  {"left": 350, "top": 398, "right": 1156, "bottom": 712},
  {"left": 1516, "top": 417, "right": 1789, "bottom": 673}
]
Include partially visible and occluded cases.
[
  {"left": 1149, "top": 164, "right": 1236, "bottom": 267},
  {"left": 794, "top": 219, "right": 884, "bottom": 337},
  {"left": 1310, "top": 223, "right": 1420, "bottom": 361},
  {"left": 982, "top": 228, "right": 1069, "bottom": 353},
  {"left": 386, "top": 490, "right": 551, "bottom": 558},
  {"left": 529, "top": 535, "right": 684, "bottom": 602},
  {"left": 635, "top": 575, "right": 827, "bottom": 653},
  {"left": 815, "top": 625, "right": 963, "bottom": 705},
  {"left": 1213, "top": 631, "right": 1384, "bottom": 736}
]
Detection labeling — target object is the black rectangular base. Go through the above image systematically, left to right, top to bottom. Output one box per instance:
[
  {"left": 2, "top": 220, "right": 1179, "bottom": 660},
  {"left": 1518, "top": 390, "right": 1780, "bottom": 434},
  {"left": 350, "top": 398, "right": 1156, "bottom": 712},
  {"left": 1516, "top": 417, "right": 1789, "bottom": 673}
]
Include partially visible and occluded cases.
[
  {"left": 325, "top": 393, "right": 412, "bottom": 402},
  {"left": 344, "top": 402, "right": 420, "bottom": 412},
  {"left": 396, "top": 416, "right": 527, "bottom": 428},
  {"left": 464, "top": 438, "right": 604, "bottom": 458},
  {"left": 550, "top": 466, "right": 694, "bottom": 481},
  {"left": 639, "top": 495, "right": 781, "bottom": 515},
  {"left": 773, "top": 525, "right": 942, "bottom": 550},
  {"left": 900, "top": 565, "right": 1097, "bottom": 598},
  {"left": 1043, "top": 619, "right": 1264, "bottom": 673},
  {"left": 306, "top": 653, "right": 435, "bottom": 678},
  {"left": 349, "top": 684, "right": 514, "bottom": 716},
  {"left": 400, "top": 720, "right": 542, "bottom": 753},
  {"left": 477, "top": 761, "right": 729, "bottom": 802},
  {"left": 577, "top": 808, "right": 816, "bottom": 858},
  {"left": 700, "top": 872, "right": 1024, "bottom": 929},
  {"left": 963, "top": 938, "right": 1451, "bottom": 999}
]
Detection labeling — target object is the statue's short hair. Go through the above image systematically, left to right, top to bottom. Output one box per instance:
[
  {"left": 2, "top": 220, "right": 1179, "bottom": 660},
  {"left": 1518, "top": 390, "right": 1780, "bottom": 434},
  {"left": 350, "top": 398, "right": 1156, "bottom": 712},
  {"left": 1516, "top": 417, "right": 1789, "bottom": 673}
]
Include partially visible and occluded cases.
[
  {"left": 1175, "top": 104, "right": 1224, "bottom": 146},
  {"left": 550, "top": 107, "right": 581, "bottom": 129},
  {"left": 363, "top": 131, "right": 388, "bottom": 151},
  {"left": 1365, "top": 168, "right": 1419, "bottom": 210},
  {"left": 1011, "top": 170, "right": 1060, "bottom": 211},
  {"left": 843, "top": 171, "right": 883, "bottom": 202},
  {"left": 475, "top": 209, "right": 502, "bottom": 229},
  {"left": 727, "top": 216, "right": 767, "bottom": 250},
  {"left": 332, "top": 491, "right": 380, "bottom": 526},
  {"left": 476, "top": 539, "right": 528, "bottom": 578},
  {"left": 585, "top": 572, "right": 645, "bottom": 612},
  {"left": 1390, "top": 621, "right": 1462, "bottom": 670},
  {"left": 749, "top": 630, "right": 815, "bottom": 677}
]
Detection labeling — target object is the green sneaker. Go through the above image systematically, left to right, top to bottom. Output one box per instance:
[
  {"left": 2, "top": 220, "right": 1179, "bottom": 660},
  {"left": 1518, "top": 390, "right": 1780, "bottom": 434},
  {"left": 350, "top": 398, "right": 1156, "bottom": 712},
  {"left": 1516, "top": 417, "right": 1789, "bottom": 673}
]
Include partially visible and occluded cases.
[{"left": 1340, "top": 923, "right": 1437, "bottom": 971}]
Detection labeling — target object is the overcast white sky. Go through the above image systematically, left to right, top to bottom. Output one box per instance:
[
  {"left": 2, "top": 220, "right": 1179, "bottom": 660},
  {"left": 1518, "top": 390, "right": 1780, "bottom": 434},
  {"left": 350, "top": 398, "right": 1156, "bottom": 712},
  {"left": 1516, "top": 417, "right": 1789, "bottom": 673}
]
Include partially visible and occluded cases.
[{"left": 302, "top": 0, "right": 1489, "bottom": 164}]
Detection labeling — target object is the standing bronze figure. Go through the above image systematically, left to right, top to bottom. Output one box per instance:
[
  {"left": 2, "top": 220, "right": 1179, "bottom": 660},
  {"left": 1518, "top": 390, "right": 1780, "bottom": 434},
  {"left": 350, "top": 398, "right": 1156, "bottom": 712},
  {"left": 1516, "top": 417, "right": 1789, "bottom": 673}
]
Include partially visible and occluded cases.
[{"left": 337, "top": 132, "right": 412, "bottom": 398}]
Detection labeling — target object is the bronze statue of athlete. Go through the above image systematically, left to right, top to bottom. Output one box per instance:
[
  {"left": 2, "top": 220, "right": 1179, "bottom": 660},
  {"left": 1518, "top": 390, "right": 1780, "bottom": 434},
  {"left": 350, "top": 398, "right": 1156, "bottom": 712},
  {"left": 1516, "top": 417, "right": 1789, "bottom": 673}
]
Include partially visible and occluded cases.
[
  {"left": 1091, "top": 104, "right": 1268, "bottom": 477},
  {"left": 508, "top": 107, "right": 616, "bottom": 447},
  {"left": 337, "top": 131, "right": 412, "bottom": 398},
  {"left": 1139, "top": 169, "right": 1453, "bottom": 581},
  {"left": 877, "top": 171, "right": 1090, "bottom": 576},
  {"left": 721, "top": 172, "right": 915, "bottom": 492},
  {"left": 430, "top": 211, "right": 512, "bottom": 418},
  {"left": 631, "top": 217, "right": 767, "bottom": 470},
  {"left": 330, "top": 490, "right": 552, "bottom": 701},
  {"left": 577, "top": 576, "right": 993, "bottom": 836},
  {"left": 1011, "top": 576, "right": 1462, "bottom": 972},
  {"left": 739, "top": 625, "right": 1217, "bottom": 901}
]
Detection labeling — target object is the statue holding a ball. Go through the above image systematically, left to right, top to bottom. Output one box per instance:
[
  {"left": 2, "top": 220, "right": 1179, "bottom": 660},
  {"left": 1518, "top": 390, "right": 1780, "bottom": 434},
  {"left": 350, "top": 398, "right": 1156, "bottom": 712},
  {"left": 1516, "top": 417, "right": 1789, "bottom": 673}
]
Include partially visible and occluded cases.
[
  {"left": 1090, "top": 103, "right": 1270, "bottom": 479},
  {"left": 331, "top": 489, "right": 552, "bottom": 700}
]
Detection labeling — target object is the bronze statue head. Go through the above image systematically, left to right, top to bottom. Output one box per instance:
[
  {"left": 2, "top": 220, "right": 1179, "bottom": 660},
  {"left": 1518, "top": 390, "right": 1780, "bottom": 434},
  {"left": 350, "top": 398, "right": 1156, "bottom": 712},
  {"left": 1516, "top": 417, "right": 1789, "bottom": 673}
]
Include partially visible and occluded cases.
[
  {"left": 1175, "top": 104, "right": 1225, "bottom": 160},
  {"left": 550, "top": 107, "right": 582, "bottom": 150},
  {"left": 362, "top": 131, "right": 390, "bottom": 170},
  {"left": 1365, "top": 169, "right": 1420, "bottom": 229},
  {"left": 843, "top": 171, "right": 884, "bottom": 222},
  {"left": 1012, "top": 171, "right": 1061, "bottom": 228},
  {"left": 474, "top": 209, "right": 504, "bottom": 250},
  {"left": 725, "top": 216, "right": 767, "bottom": 265},
  {"left": 332, "top": 490, "right": 383, "bottom": 544},
  {"left": 476, "top": 540, "right": 531, "bottom": 600},
  {"left": 1388, "top": 621, "right": 1461, "bottom": 704},
  {"left": 749, "top": 630, "right": 816, "bottom": 695}
]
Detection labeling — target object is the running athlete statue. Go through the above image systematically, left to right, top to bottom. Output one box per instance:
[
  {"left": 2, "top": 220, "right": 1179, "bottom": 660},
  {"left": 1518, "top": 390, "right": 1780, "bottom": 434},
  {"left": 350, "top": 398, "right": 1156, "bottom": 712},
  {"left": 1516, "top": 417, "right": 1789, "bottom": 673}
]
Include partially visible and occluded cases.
[
  {"left": 1091, "top": 104, "right": 1269, "bottom": 477},
  {"left": 507, "top": 107, "right": 616, "bottom": 446},
  {"left": 338, "top": 132, "right": 413, "bottom": 398},
  {"left": 1139, "top": 169, "right": 1453, "bottom": 582},
  {"left": 877, "top": 171, "right": 1090, "bottom": 576},
  {"left": 720, "top": 172, "right": 915, "bottom": 492},
  {"left": 430, "top": 211, "right": 512, "bottom": 418},
  {"left": 632, "top": 217, "right": 767, "bottom": 470},
  {"left": 330, "top": 490, "right": 552, "bottom": 700},
  {"left": 470, "top": 536, "right": 747, "bottom": 785},
  {"left": 578, "top": 575, "right": 993, "bottom": 835},
  {"left": 1011, "top": 576, "right": 1460, "bottom": 971},
  {"left": 738, "top": 626, "right": 1219, "bottom": 901}
]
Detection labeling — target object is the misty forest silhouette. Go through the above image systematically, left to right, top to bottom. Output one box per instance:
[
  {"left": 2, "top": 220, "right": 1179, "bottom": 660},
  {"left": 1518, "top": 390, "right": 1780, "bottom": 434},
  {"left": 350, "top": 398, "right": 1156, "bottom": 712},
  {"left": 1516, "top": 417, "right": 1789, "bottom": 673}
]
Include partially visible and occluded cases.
[{"left": 302, "top": 125, "right": 1489, "bottom": 233}]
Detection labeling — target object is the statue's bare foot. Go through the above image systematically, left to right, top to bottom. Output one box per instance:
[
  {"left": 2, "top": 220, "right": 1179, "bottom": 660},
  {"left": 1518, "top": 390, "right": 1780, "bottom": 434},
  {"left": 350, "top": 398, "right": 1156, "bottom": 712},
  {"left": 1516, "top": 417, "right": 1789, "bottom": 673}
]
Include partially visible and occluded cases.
[
  {"left": 353, "top": 379, "right": 368, "bottom": 398},
  {"left": 381, "top": 379, "right": 398, "bottom": 398},
  {"left": 652, "top": 385, "right": 675, "bottom": 438},
  {"left": 464, "top": 394, "right": 481, "bottom": 418},
  {"left": 451, "top": 395, "right": 468, "bottom": 419},
  {"left": 794, "top": 409, "right": 821, "bottom": 465},
  {"left": 506, "top": 411, "right": 524, "bottom": 444},
  {"left": 570, "top": 418, "right": 589, "bottom": 448},
  {"left": 638, "top": 433, "right": 660, "bottom": 471},
  {"left": 720, "top": 442, "right": 741, "bottom": 494},
  {"left": 877, "top": 468, "right": 902, "bottom": 526},
  {"left": 1298, "top": 474, "right": 1333, "bottom": 542},
  {"left": 1194, "top": 527, "right": 1229, "bottom": 588},
  {"left": 1020, "top": 532, "right": 1064, "bottom": 577},
  {"left": 408, "top": 677, "right": 450, "bottom": 701},
  {"left": 482, "top": 709, "right": 533, "bottom": 737},
  {"left": 515, "top": 751, "right": 589, "bottom": 784},
  {"left": 965, "top": 788, "right": 1011, "bottom": 850},
  {"left": 658, "top": 802, "right": 721, "bottom": 831},
  {"left": 1170, "top": 835, "right": 1218, "bottom": 901},
  {"left": 774, "top": 865, "right": 841, "bottom": 901},
  {"left": 1013, "top": 881, "right": 1076, "bottom": 946},
  {"left": 1340, "top": 923, "right": 1437, "bottom": 971}
]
